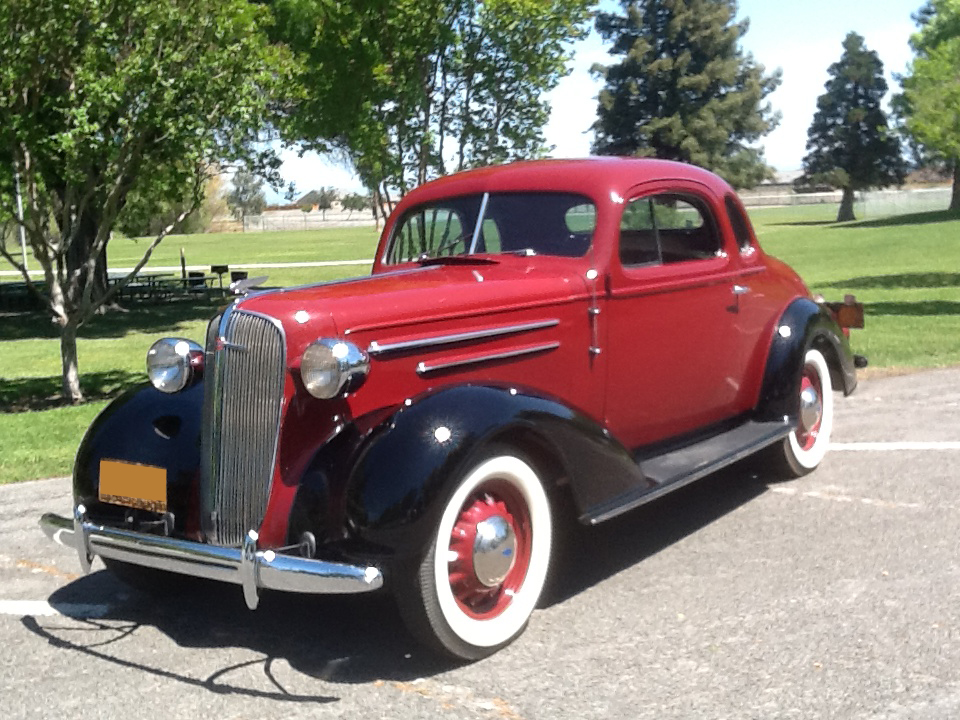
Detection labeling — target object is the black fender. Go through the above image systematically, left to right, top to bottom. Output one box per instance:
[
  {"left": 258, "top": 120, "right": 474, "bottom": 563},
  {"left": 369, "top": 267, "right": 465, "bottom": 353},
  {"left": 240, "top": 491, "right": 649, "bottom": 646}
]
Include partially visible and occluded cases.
[
  {"left": 756, "top": 297, "right": 858, "bottom": 422},
  {"left": 73, "top": 382, "right": 204, "bottom": 532},
  {"left": 341, "top": 385, "right": 649, "bottom": 563}
]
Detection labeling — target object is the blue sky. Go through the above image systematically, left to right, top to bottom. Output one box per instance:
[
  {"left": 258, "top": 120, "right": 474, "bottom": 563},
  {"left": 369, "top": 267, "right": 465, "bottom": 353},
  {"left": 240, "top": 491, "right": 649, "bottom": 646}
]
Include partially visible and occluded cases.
[{"left": 272, "top": 0, "right": 923, "bottom": 199}]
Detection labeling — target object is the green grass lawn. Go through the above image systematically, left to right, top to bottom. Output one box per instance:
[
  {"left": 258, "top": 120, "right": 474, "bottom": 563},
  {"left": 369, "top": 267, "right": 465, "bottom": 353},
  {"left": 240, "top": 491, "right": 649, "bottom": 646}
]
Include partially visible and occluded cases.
[
  {"left": 751, "top": 206, "right": 960, "bottom": 368},
  {"left": 2, "top": 210, "right": 959, "bottom": 484},
  {"left": 93, "top": 225, "right": 379, "bottom": 268}
]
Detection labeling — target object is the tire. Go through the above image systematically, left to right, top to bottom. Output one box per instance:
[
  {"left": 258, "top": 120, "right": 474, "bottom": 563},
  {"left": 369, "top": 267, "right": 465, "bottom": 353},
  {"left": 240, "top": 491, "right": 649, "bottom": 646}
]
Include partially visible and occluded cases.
[
  {"left": 766, "top": 347, "right": 834, "bottom": 478},
  {"left": 396, "top": 447, "right": 553, "bottom": 661}
]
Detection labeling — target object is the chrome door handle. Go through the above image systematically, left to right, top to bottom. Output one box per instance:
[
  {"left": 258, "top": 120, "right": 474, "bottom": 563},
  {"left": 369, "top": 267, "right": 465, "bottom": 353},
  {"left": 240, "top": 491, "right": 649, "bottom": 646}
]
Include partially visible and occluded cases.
[{"left": 732, "top": 284, "right": 750, "bottom": 296}]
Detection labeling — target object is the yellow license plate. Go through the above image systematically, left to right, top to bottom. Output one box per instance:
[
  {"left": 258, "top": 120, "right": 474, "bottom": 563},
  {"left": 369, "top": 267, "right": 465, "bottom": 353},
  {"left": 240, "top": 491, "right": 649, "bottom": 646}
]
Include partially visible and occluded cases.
[{"left": 99, "top": 459, "right": 167, "bottom": 513}]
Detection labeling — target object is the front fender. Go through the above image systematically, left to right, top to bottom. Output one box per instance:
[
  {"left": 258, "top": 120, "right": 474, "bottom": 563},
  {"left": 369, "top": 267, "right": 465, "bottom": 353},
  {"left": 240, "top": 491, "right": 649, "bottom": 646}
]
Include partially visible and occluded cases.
[
  {"left": 756, "top": 298, "right": 858, "bottom": 422},
  {"left": 73, "top": 382, "right": 204, "bottom": 534},
  {"left": 342, "top": 385, "right": 647, "bottom": 562}
]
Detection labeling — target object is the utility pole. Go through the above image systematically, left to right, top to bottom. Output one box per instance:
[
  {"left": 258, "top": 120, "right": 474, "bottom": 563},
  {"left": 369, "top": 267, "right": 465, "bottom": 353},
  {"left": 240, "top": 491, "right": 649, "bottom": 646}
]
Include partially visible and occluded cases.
[{"left": 13, "top": 165, "right": 28, "bottom": 271}]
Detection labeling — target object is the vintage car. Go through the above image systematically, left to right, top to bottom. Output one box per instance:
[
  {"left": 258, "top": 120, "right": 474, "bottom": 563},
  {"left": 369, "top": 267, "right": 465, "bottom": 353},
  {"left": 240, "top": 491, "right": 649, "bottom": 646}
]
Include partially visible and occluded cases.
[{"left": 41, "top": 158, "right": 864, "bottom": 660}]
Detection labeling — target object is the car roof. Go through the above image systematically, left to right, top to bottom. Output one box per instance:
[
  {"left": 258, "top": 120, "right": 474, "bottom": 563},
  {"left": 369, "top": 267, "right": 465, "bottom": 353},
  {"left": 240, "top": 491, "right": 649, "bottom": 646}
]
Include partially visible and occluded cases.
[{"left": 400, "top": 157, "right": 734, "bottom": 207}]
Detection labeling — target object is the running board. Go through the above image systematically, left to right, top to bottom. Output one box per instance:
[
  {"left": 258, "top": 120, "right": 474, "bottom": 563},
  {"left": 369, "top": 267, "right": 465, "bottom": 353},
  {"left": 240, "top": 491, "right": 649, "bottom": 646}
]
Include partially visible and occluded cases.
[{"left": 583, "top": 420, "right": 792, "bottom": 525}]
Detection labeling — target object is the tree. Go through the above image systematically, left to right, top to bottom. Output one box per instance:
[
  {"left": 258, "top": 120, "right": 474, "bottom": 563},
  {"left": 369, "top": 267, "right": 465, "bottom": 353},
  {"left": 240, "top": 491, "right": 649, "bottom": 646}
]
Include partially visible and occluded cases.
[
  {"left": 0, "top": 0, "right": 295, "bottom": 402},
  {"left": 268, "top": 0, "right": 593, "bottom": 221},
  {"left": 591, "top": 0, "right": 782, "bottom": 189},
  {"left": 899, "top": 0, "right": 960, "bottom": 211},
  {"left": 801, "top": 32, "right": 906, "bottom": 222},
  {"left": 119, "top": 171, "right": 228, "bottom": 237},
  {"left": 227, "top": 171, "right": 268, "bottom": 221},
  {"left": 315, "top": 187, "right": 337, "bottom": 220},
  {"left": 341, "top": 192, "right": 372, "bottom": 219}
]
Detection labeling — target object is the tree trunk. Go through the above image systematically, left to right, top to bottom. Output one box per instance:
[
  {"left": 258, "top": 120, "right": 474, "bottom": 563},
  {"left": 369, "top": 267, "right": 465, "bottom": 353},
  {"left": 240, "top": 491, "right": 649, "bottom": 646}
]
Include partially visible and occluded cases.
[
  {"left": 951, "top": 162, "right": 959, "bottom": 212},
  {"left": 837, "top": 187, "right": 856, "bottom": 222},
  {"left": 67, "top": 212, "right": 114, "bottom": 311},
  {"left": 60, "top": 321, "right": 83, "bottom": 403}
]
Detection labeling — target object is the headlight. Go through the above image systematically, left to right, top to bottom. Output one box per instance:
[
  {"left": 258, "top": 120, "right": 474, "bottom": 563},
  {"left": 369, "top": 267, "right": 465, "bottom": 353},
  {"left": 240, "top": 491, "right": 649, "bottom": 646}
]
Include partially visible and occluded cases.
[
  {"left": 146, "top": 338, "right": 204, "bottom": 393},
  {"left": 301, "top": 339, "right": 369, "bottom": 399}
]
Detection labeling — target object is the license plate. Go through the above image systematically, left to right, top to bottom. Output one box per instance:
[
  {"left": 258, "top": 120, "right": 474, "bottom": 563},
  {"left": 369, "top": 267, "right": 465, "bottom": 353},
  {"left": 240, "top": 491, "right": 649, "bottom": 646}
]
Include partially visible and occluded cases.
[{"left": 99, "top": 459, "right": 167, "bottom": 513}]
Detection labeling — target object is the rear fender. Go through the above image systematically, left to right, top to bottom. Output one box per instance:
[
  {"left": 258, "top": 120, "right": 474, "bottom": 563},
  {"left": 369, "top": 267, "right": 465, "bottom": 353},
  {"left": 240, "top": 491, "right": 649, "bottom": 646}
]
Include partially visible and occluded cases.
[{"left": 756, "top": 298, "right": 858, "bottom": 422}]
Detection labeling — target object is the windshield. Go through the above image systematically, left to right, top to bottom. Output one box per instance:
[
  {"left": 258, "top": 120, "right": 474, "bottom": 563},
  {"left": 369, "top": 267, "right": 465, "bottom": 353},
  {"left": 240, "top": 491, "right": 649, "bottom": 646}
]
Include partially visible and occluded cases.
[{"left": 384, "top": 192, "right": 596, "bottom": 265}]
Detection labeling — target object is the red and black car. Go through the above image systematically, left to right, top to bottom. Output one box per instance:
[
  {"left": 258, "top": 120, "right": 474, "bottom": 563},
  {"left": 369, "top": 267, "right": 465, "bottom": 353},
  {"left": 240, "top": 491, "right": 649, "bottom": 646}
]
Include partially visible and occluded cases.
[{"left": 41, "top": 158, "right": 864, "bottom": 660}]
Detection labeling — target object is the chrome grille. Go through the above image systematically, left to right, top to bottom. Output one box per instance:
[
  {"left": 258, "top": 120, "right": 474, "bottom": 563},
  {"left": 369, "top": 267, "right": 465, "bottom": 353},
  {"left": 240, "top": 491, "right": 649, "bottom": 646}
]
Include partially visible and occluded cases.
[{"left": 201, "top": 308, "right": 285, "bottom": 546}]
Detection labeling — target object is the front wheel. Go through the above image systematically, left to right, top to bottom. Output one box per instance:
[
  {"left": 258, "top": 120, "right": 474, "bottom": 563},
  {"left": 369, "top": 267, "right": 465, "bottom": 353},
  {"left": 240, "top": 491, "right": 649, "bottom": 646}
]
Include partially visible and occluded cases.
[
  {"left": 766, "top": 347, "right": 835, "bottom": 477},
  {"left": 396, "top": 448, "right": 553, "bottom": 661}
]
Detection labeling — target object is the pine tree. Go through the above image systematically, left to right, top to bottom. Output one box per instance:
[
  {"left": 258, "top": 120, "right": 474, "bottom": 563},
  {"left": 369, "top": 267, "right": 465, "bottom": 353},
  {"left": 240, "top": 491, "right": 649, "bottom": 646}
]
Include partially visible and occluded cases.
[
  {"left": 592, "top": 0, "right": 781, "bottom": 188},
  {"left": 802, "top": 33, "right": 906, "bottom": 222}
]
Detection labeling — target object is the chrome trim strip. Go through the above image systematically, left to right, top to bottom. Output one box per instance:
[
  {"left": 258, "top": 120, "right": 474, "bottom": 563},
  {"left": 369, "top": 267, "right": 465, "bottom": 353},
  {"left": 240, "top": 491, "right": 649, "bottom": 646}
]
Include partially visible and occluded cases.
[
  {"left": 367, "top": 318, "right": 560, "bottom": 356},
  {"left": 416, "top": 341, "right": 560, "bottom": 375},
  {"left": 40, "top": 512, "right": 383, "bottom": 609}
]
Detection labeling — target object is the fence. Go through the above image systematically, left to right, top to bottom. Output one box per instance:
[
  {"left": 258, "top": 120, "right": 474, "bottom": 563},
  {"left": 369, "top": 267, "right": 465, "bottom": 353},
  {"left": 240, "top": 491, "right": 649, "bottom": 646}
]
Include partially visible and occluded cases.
[
  {"left": 228, "top": 186, "right": 953, "bottom": 233},
  {"left": 742, "top": 186, "right": 952, "bottom": 219},
  {"left": 242, "top": 208, "right": 378, "bottom": 232}
]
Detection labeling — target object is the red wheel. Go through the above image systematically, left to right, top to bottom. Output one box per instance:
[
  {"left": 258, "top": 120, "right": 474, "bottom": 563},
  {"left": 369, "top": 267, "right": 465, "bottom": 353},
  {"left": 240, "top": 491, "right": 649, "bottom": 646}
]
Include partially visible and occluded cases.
[{"left": 396, "top": 448, "right": 552, "bottom": 660}]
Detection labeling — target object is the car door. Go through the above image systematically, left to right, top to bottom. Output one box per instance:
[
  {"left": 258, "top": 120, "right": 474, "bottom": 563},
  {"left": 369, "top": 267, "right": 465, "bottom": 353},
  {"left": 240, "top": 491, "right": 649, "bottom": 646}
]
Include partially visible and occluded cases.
[{"left": 603, "top": 183, "right": 747, "bottom": 449}]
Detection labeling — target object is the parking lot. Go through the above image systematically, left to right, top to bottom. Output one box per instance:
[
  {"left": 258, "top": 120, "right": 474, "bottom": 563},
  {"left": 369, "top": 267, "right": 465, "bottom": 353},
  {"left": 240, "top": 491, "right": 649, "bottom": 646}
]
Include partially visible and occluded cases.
[{"left": 1, "top": 368, "right": 958, "bottom": 719}]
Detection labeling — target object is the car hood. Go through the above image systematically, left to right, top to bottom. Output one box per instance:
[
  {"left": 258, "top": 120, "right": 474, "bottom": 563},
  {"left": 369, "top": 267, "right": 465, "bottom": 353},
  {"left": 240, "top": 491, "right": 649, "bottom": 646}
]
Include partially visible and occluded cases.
[{"left": 236, "top": 259, "right": 590, "bottom": 359}]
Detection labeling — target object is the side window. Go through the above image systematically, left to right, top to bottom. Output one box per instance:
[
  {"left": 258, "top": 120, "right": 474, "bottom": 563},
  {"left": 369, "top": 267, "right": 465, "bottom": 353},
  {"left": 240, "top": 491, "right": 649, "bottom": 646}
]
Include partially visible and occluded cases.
[
  {"left": 619, "top": 193, "right": 720, "bottom": 266},
  {"left": 725, "top": 195, "right": 754, "bottom": 252}
]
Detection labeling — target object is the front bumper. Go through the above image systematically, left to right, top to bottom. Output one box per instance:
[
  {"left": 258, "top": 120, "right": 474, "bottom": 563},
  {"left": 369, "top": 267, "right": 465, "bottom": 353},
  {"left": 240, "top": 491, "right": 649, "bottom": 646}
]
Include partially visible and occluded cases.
[{"left": 40, "top": 505, "right": 383, "bottom": 609}]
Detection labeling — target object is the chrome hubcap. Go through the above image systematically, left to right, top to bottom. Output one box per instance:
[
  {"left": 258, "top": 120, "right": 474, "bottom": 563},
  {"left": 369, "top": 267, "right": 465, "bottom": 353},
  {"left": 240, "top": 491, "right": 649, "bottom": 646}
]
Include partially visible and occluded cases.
[
  {"left": 799, "top": 384, "right": 822, "bottom": 432},
  {"left": 472, "top": 515, "right": 517, "bottom": 587}
]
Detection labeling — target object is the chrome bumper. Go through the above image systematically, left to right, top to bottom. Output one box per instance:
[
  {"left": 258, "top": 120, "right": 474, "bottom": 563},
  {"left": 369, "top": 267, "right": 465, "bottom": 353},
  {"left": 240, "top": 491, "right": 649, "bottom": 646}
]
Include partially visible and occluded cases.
[{"left": 40, "top": 505, "right": 383, "bottom": 609}]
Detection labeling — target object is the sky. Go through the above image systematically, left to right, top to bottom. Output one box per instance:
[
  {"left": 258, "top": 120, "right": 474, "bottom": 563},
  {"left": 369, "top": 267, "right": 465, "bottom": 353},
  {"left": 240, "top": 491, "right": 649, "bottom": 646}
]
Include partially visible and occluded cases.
[{"left": 270, "top": 0, "right": 923, "bottom": 200}]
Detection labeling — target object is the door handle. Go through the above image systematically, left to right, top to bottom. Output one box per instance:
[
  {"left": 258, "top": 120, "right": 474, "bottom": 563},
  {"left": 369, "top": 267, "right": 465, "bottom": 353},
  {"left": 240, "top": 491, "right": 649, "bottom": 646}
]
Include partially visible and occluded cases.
[{"left": 732, "top": 284, "right": 750, "bottom": 296}]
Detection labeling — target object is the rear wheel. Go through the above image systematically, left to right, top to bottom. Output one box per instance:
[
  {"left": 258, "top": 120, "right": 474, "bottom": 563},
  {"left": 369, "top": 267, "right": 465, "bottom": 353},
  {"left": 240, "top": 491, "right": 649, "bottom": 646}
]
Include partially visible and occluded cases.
[
  {"left": 766, "top": 348, "right": 834, "bottom": 477},
  {"left": 396, "top": 448, "right": 552, "bottom": 660}
]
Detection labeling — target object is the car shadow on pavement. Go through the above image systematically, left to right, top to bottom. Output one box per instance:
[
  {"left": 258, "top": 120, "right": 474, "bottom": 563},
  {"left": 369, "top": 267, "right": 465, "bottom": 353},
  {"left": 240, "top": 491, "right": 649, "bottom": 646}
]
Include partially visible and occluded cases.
[
  {"left": 23, "top": 461, "right": 770, "bottom": 696},
  {"left": 542, "top": 461, "right": 769, "bottom": 607}
]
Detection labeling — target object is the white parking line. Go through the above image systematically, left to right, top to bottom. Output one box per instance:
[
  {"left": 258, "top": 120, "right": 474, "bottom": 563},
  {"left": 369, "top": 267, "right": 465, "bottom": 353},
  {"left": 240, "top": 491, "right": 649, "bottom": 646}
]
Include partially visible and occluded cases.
[
  {"left": 832, "top": 442, "right": 960, "bottom": 451},
  {"left": 770, "top": 486, "right": 925, "bottom": 510},
  {"left": 0, "top": 599, "right": 110, "bottom": 618}
]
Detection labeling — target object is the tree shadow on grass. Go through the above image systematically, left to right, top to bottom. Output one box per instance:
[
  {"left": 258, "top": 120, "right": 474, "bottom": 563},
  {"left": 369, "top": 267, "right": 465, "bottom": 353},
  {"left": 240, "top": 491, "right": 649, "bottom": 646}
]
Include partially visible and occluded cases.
[
  {"left": 767, "top": 208, "right": 959, "bottom": 229},
  {"left": 836, "top": 209, "right": 960, "bottom": 229},
  {"left": 820, "top": 272, "right": 960, "bottom": 291},
  {"left": 0, "top": 298, "right": 223, "bottom": 342},
  {"left": 864, "top": 300, "right": 960, "bottom": 317},
  {"left": 0, "top": 370, "right": 142, "bottom": 412}
]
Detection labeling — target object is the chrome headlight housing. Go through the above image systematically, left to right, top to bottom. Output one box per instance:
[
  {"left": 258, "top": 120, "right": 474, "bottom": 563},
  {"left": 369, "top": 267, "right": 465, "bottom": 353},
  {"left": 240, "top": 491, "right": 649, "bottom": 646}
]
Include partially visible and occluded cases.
[
  {"left": 146, "top": 338, "right": 204, "bottom": 393},
  {"left": 301, "top": 339, "right": 370, "bottom": 399}
]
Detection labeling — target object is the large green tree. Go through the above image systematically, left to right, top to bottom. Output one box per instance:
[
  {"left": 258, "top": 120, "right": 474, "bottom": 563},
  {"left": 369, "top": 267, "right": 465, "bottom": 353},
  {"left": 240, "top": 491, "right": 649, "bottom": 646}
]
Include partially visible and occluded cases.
[
  {"left": 0, "top": 0, "right": 295, "bottom": 402},
  {"left": 269, "top": 0, "right": 592, "bottom": 220},
  {"left": 591, "top": 0, "right": 781, "bottom": 188},
  {"left": 900, "top": 0, "right": 960, "bottom": 211},
  {"left": 802, "top": 32, "right": 906, "bottom": 222}
]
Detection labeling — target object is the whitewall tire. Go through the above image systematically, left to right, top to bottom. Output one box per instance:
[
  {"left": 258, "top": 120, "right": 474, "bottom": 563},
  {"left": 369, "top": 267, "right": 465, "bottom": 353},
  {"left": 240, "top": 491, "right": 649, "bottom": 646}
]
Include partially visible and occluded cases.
[
  {"left": 773, "top": 347, "right": 834, "bottom": 477},
  {"left": 396, "top": 447, "right": 552, "bottom": 660}
]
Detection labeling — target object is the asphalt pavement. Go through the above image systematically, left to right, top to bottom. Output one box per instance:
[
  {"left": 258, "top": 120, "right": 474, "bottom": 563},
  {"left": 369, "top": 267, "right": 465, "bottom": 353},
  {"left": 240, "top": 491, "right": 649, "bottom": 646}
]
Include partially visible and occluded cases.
[{"left": 1, "top": 367, "right": 958, "bottom": 719}]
